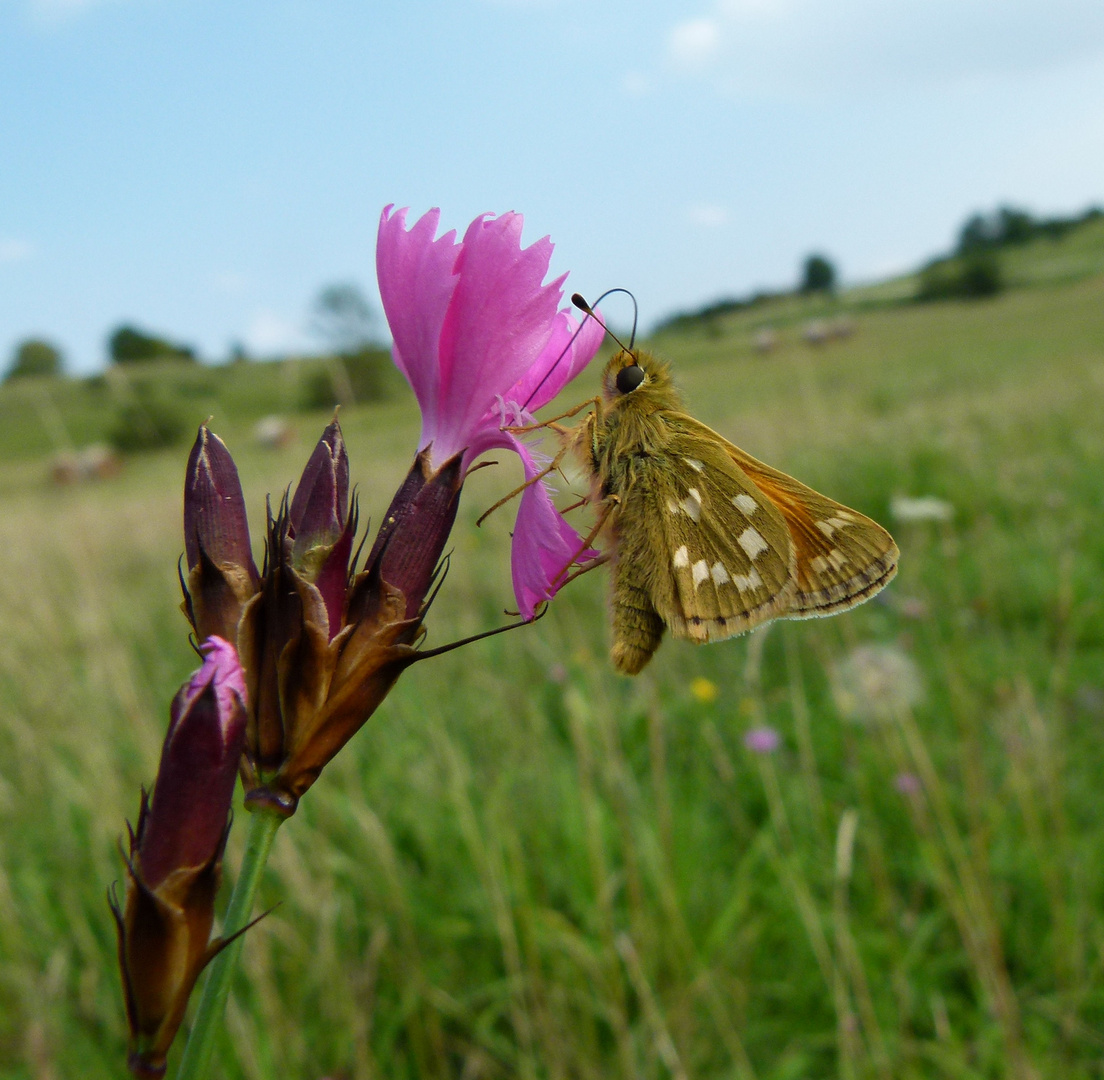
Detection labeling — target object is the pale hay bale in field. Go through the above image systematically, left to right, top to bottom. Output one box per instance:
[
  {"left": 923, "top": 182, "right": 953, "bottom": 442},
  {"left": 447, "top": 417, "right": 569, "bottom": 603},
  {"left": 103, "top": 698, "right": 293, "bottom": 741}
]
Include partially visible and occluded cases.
[
  {"left": 802, "top": 319, "right": 830, "bottom": 346},
  {"left": 753, "top": 328, "right": 778, "bottom": 354},
  {"left": 254, "top": 415, "right": 296, "bottom": 449},
  {"left": 49, "top": 444, "right": 121, "bottom": 485},
  {"left": 82, "top": 444, "right": 121, "bottom": 479}
]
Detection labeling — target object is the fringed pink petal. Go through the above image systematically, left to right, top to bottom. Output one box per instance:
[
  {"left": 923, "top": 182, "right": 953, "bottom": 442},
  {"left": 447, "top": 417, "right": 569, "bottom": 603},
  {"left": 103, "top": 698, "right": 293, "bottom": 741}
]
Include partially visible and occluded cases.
[
  {"left": 376, "top": 206, "right": 460, "bottom": 451},
  {"left": 431, "top": 213, "right": 565, "bottom": 462},
  {"left": 507, "top": 305, "right": 606, "bottom": 415},
  {"left": 496, "top": 437, "right": 597, "bottom": 619}
]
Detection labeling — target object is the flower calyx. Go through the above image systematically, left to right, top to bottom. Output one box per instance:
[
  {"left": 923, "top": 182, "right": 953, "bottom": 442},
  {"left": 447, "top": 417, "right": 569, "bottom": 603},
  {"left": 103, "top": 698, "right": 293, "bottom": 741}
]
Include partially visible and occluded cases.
[{"left": 111, "top": 638, "right": 247, "bottom": 1078}]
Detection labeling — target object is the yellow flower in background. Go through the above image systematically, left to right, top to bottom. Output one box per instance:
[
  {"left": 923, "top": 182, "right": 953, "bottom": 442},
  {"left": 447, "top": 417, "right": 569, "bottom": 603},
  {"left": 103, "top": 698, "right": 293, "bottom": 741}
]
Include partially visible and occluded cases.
[{"left": 690, "top": 677, "right": 719, "bottom": 704}]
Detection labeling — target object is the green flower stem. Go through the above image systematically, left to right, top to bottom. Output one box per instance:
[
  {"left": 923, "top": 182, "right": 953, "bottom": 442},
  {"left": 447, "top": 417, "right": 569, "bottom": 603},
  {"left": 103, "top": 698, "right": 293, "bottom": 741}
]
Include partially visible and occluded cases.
[{"left": 173, "top": 804, "right": 283, "bottom": 1080}]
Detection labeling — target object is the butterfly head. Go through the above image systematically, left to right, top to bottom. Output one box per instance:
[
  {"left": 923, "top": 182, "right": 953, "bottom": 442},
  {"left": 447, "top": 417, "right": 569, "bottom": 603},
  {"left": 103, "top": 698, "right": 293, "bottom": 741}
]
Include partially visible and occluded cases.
[{"left": 601, "top": 349, "right": 675, "bottom": 408}]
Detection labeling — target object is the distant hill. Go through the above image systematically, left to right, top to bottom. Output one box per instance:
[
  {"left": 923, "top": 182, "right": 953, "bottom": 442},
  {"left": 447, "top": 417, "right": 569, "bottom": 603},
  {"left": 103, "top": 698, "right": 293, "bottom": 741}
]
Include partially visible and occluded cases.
[{"left": 654, "top": 202, "right": 1104, "bottom": 333}]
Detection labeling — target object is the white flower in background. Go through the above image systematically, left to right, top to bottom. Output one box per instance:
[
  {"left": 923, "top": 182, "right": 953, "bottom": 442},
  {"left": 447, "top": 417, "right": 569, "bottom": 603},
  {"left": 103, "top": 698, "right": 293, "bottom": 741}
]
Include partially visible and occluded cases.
[
  {"left": 890, "top": 495, "right": 954, "bottom": 523},
  {"left": 832, "top": 644, "right": 923, "bottom": 723}
]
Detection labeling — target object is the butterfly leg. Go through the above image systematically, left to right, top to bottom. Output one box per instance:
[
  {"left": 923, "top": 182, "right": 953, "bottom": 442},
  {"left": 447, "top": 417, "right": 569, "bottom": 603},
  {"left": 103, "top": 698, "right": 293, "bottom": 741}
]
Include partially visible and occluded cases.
[
  {"left": 504, "top": 396, "right": 600, "bottom": 435},
  {"left": 475, "top": 444, "right": 572, "bottom": 527},
  {"left": 550, "top": 493, "right": 619, "bottom": 586},
  {"left": 550, "top": 550, "right": 611, "bottom": 590}
]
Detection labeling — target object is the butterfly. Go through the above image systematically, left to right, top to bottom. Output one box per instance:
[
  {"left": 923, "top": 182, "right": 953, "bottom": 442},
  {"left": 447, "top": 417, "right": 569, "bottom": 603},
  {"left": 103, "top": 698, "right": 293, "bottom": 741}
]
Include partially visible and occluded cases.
[{"left": 560, "top": 338, "right": 899, "bottom": 675}]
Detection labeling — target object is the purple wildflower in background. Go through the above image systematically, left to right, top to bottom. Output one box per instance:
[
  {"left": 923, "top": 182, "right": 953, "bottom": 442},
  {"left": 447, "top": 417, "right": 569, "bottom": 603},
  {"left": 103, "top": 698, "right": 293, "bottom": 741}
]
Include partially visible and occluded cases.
[
  {"left": 744, "top": 725, "right": 782, "bottom": 754},
  {"left": 894, "top": 772, "right": 922, "bottom": 796}
]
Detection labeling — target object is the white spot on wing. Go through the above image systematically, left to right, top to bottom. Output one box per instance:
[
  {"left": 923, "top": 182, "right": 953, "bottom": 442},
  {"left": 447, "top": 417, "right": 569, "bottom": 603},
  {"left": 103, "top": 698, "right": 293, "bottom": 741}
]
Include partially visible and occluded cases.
[
  {"left": 683, "top": 457, "right": 705, "bottom": 472},
  {"left": 680, "top": 488, "right": 702, "bottom": 522},
  {"left": 733, "top": 493, "right": 758, "bottom": 515},
  {"left": 666, "top": 498, "right": 679, "bottom": 514},
  {"left": 816, "top": 520, "right": 836, "bottom": 538},
  {"left": 738, "top": 526, "right": 768, "bottom": 561},
  {"left": 673, "top": 545, "right": 690, "bottom": 568},
  {"left": 828, "top": 547, "right": 848, "bottom": 569},
  {"left": 810, "top": 555, "right": 830, "bottom": 573},
  {"left": 692, "top": 559, "right": 710, "bottom": 587},
  {"left": 711, "top": 561, "right": 730, "bottom": 585},
  {"left": 733, "top": 568, "right": 762, "bottom": 592}
]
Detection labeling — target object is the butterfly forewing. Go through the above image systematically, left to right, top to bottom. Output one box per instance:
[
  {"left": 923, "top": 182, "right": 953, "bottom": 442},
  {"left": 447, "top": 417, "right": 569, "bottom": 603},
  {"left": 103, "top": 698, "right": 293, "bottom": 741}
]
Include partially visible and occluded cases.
[
  {"left": 677, "top": 418, "right": 899, "bottom": 616},
  {"left": 620, "top": 429, "right": 796, "bottom": 645}
]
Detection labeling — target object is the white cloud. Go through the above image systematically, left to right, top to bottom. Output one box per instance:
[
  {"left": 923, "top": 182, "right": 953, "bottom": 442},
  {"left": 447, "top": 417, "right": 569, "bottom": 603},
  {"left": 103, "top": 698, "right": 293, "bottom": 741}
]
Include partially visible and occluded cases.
[
  {"left": 665, "top": 0, "right": 1104, "bottom": 96},
  {"left": 668, "top": 17, "right": 723, "bottom": 70},
  {"left": 687, "top": 204, "right": 731, "bottom": 227},
  {"left": 0, "top": 239, "right": 34, "bottom": 264},
  {"left": 244, "top": 309, "right": 306, "bottom": 355}
]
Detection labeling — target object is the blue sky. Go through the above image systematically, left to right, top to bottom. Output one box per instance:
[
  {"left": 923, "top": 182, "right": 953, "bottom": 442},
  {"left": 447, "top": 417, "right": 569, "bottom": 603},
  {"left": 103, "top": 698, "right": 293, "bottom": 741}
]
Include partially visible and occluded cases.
[{"left": 2, "top": 0, "right": 1103, "bottom": 373}]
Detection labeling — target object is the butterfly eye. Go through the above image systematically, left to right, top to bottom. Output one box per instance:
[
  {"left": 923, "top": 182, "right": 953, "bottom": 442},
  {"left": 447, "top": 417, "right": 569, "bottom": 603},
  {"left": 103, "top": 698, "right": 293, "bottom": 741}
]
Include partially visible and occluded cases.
[{"left": 615, "top": 365, "right": 646, "bottom": 394}]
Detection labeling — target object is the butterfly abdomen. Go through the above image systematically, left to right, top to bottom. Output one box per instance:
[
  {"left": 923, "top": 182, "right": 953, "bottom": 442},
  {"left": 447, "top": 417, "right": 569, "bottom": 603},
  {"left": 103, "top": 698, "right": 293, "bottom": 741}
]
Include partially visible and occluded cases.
[{"left": 609, "top": 566, "right": 665, "bottom": 674}]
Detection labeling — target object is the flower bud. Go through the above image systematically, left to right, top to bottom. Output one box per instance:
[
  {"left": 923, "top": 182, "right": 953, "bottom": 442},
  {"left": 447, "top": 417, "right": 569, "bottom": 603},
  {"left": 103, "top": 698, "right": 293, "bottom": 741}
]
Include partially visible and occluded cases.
[
  {"left": 287, "top": 420, "right": 354, "bottom": 638},
  {"left": 182, "top": 426, "right": 260, "bottom": 645},
  {"left": 364, "top": 446, "right": 464, "bottom": 619},
  {"left": 112, "top": 638, "right": 248, "bottom": 1079}
]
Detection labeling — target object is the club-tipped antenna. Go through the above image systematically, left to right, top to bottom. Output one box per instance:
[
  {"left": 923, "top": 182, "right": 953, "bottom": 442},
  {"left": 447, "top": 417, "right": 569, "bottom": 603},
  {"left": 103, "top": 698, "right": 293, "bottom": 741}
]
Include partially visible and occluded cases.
[
  {"left": 519, "top": 287, "right": 640, "bottom": 413},
  {"left": 571, "top": 288, "right": 638, "bottom": 350},
  {"left": 519, "top": 301, "right": 602, "bottom": 412}
]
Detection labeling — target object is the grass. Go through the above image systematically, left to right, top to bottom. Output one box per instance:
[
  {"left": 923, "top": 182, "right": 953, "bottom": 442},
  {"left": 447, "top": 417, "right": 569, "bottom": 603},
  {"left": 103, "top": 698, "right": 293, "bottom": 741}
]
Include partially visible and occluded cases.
[{"left": 1, "top": 234, "right": 1104, "bottom": 1078}]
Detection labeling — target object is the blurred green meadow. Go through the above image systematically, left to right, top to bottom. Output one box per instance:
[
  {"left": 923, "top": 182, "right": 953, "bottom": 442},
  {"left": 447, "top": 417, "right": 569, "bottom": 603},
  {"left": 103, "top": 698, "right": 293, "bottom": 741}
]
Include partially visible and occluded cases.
[{"left": 2, "top": 222, "right": 1104, "bottom": 1079}]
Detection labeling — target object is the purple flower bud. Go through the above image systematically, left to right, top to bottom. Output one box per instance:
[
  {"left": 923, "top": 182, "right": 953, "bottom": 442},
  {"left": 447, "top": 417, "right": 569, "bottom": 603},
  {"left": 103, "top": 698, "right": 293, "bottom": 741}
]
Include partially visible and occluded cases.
[
  {"left": 289, "top": 419, "right": 350, "bottom": 554},
  {"left": 287, "top": 420, "right": 354, "bottom": 638},
  {"left": 182, "top": 426, "right": 260, "bottom": 644},
  {"left": 184, "top": 426, "right": 256, "bottom": 576},
  {"left": 364, "top": 447, "right": 464, "bottom": 620},
  {"left": 113, "top": 638, "right": 249, "bottom": 1078},
  {"left": 137, "top": 638, "right": 248, "bottom": 888},
  {"left": 743, "top": 725, "right": 781, "bottom": 755}
]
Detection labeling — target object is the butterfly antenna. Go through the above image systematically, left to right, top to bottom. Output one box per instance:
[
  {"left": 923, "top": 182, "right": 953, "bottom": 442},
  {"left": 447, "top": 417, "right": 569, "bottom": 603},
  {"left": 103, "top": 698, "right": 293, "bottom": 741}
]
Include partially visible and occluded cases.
[
  {"left": 571, "top": 289, "right": 639, "bottom": 351},
  {"left": 521, "top": 305, "right": 607, "bottom": 412}
]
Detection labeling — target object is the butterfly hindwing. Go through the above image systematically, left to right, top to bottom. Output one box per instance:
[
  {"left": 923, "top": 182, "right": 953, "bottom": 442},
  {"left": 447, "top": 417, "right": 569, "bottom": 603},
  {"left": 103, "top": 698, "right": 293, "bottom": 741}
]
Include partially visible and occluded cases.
[
  {"left": 675, "top": 417, "right": 899, "bottom": 617},
  {"left": 612, "top": 428, "right": 796, "bottom": 652}
]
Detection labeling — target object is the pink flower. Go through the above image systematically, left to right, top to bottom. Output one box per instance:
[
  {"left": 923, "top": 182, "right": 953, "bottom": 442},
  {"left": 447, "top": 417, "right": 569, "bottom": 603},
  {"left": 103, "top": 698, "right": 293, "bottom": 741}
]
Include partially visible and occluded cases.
[
  {"left": 377, "top": 206, "right": 605, "bottom": 618},
  {"left": 743, "top": 725, "right": 781, "bottom": 755},
  {"left": 894, "top": 771, "right": 922, "bottom": 796}
]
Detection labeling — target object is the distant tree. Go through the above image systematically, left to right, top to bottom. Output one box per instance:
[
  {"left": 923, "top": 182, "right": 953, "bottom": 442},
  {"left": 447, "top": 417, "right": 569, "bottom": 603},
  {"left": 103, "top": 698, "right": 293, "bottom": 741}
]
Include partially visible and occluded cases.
[
  {"left": 958, "top": 206, "right": 1036, "bottom": 254},
  {"left": 996, "top": 206, "right": 1035, "bottom": 246},
  {"left": 957, "top": 213, "right": 994, "bottom": 254},
  {"left": 917, "top": 252, "right": 1003, "bottom": 302},
  {"left": 959, "top": 252, "right": 1003, "bottom": 296},
  {"left": 800, "top": 254, "right": 836, "bottom": 295},
  {"left": 310, "top": 283, "right": 377, "bottom": 354},
  {"left": 108, "top": 324, "right": 196, "bottom": 365},
  {"left": 6, "top": 338, "right": 65, "bottom": 381}
]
